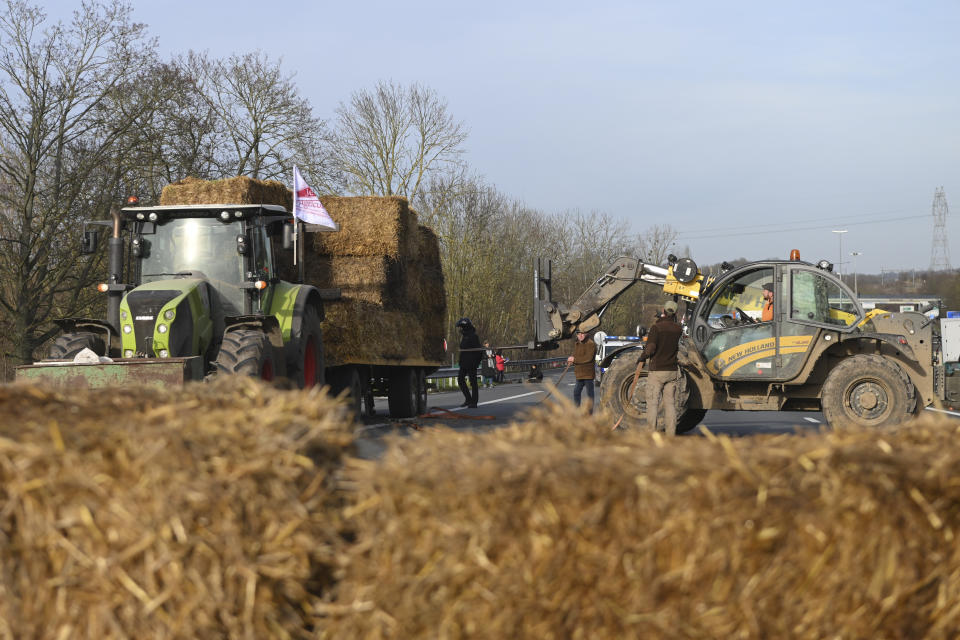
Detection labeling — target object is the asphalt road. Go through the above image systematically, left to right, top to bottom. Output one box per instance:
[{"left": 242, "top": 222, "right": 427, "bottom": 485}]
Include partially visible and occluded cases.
[{"left": 351, "top": 370, "right": 856, "bottom": 458}]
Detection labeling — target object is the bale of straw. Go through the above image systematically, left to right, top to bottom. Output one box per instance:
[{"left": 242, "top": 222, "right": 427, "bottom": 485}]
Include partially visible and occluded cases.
[
  {"left": 160, "top": 176, "right": 292, "bottom": 210},
  {"left": 307, "top": 196, "right": 418, "bottom": 258},
  {"left": 294, "top": 255, "right": 410, "bottom": 308},
  {"left": 321, "top": 302, "right": 426, "bottom": 365},
  {"left": 0, "top": 378, "right": 354, "bottom": 639},
  {"left": 322, "top": 404, "right": 960, "bottom": 639}
]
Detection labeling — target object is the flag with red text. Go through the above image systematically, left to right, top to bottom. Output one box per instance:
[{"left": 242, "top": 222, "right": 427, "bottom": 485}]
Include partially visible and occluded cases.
[{"left": 292, "top": 166, "right": 336, "bottom": 229}]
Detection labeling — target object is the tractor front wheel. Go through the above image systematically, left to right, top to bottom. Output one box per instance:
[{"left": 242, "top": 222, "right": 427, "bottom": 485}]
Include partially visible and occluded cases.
[
  {"left": 214, "top": 330, "right": 276, "bottom": 381},
  {"left": 47, "top": 332, "right": 106, "bottom": 360}
]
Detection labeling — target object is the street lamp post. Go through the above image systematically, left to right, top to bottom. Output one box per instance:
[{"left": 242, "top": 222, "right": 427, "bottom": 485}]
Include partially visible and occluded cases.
[
  {"left": 832, "top": 229, "right": 848, "bottom": 280},
  {"left": 850, "top": 251, "right": 861, "bottom": 297}
]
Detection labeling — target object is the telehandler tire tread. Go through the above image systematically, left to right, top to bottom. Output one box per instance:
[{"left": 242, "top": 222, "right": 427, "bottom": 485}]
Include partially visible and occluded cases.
[{"left": 821, "top": 354, "right": 915, "bottom": 429}]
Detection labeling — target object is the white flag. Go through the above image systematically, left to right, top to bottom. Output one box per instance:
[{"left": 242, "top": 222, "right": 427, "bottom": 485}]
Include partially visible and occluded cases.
[{"left": 292, "top": 166, "right": 337, "bottom": 229}]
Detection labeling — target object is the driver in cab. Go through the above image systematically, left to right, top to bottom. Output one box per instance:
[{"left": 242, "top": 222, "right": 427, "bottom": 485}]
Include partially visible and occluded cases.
[{"left": 761, "top": 282, "right": 774, "bottom": 322}]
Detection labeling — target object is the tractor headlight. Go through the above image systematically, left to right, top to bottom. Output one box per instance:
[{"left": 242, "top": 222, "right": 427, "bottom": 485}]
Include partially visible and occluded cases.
[
  {"left": 163, "top": 309, "right": 175, "bottom": 321},
  {"left": 120, "top": 310, "right": 128, "bottom": 320},
  {"left": 122, "top": 324, "right": 132, "bottom": 334},
  {"left": 157, "top": 324, "right": 167, "bottom": 334},
  {"left": 124, "top": 349, "right": 134, "bottom": 358},
  {"left": 158, "top": 349, "right": 169, "bottom": 358}
]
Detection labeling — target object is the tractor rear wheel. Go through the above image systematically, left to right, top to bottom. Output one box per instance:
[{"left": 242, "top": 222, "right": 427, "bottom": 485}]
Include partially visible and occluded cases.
[
  {"left": 295, "top": 305, "right": 324, "bottom": 389},
  {"left": 214, "top": 330, "right": 276, "bottom": 381},
  {"left": 47, "top": 332, "right": 106, "bottom": 360},
  {"left": 821, "top": 354, "right": 916, "bottom": 428},
  {"left": 388, "top": 368, "right": 418, "bottom": 418}
]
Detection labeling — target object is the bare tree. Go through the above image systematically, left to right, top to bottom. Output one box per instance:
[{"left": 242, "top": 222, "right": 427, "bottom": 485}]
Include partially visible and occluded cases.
[
  {"left": 0, "top": 0, "right": 159, "bottom": 366},
  {"left": 186, "top": 50, "right": 335, "bottom": 186},
  {"left": 332, "top": 81, "right": 468, "bottom": 200}
]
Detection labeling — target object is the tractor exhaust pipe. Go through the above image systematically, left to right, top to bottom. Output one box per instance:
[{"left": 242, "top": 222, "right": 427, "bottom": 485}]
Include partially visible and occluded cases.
[{"left": 106, "top": 205, "right": 124, "bottom": 334}]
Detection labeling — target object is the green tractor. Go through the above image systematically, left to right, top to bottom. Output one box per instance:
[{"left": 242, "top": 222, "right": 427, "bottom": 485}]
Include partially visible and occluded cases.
[{"left": 40, "top": 201, "right": 325, "bottom": 387}]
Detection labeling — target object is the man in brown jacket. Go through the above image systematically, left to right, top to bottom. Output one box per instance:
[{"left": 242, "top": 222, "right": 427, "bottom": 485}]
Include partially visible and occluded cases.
[
  {"left": 636, "top": 300, "right": 683, "bottom": 435},
  {"left": 567, "top": 329, "right": 597, "bottom": 412}
]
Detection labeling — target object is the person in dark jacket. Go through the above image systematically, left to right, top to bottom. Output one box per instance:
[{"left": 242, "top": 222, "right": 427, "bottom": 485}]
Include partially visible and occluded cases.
[
  {"left": 635, "top": 300, "right": 683, "bottom": 434},
  {"left": 456, "top": 317, "right": 482, "bottom": 408},
  {"left": 567, "top": 329, "right": 598, "bottom": 412},
  {"left": 527, "top": 363, "right": 543, "bottom": 382}
]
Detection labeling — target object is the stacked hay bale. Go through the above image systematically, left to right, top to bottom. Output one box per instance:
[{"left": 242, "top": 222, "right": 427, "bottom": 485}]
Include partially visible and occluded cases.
[
  {"left": 160, "top": 175, "right": 292, "bottom": 210},
  {"left": 278, "top": 196, "right": 446, "bottom": 366},
  {"left": 0, "top": 378, "right": 354, "bottom": 638},
  {"left": 322, "top": 402, "right": 960, "bottom": 639}
]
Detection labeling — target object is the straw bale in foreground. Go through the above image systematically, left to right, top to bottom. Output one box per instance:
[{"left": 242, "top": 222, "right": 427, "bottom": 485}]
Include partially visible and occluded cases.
[
  {"left": 159, "top": 176, "right": 292, "bottom": 210},
  {"left": 0, "top": 378, "right": 354, "bottom": 639},
  {"left": 324, "top": 401, "right": 960, "bottom": 639}
]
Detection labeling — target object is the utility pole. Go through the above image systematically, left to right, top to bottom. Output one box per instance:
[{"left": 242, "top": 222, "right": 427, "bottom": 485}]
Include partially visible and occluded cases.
[
  {"left": 931, "top": 187, "right": 951, "bottom": 271},
  {"left": 832, "top": 229, "right": 848, "bottom": 281},
  {"left": 850, "top": 251, "right": 861, "bottom": 296}
]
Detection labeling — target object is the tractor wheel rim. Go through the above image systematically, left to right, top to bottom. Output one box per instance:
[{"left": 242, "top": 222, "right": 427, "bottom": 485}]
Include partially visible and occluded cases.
[{"left": 262, "top": 360, "right": 274, "bottom": 381}]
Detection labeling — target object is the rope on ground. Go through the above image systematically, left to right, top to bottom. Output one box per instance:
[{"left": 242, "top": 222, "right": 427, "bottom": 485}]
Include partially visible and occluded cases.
[
  {"left": 536, "top": 360, "right": 573, "bottom": 405},
  {"left": 416, "top": 407, "right": 497, "bottom": 421}
]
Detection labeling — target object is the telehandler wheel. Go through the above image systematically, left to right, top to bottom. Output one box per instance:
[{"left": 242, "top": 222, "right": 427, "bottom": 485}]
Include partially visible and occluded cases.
[
  {"left": 295, "top": 306, "right": 324, "bottom": 389},
  {"left": 214, "top": 330, "right": 277, "bottom": 381},
  {"left": 47, "top": 332, "right": 106, "bottom": 360},
  {"left": 598, "top": 352, "right": 646, "bottom": 429},
  {"left": 821, "top": 354, "right": 916, "bottom": 429},
  {"left": 388, "top": 368, "right": 418, "bottom": 419}
]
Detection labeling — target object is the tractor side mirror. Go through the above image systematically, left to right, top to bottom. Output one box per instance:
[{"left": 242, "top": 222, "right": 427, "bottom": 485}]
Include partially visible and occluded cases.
[
  {"left": 282, "top": 223, "right": 294, "bottom": 250},
  {"left": 81, "top": 230, "right": 98, "bottom": 255},
  {"left": 236, "top": 234, "right": 249, "bottom": 255},
  {"left": 131, "top": 236, "right": 150, "bottom": 259}
]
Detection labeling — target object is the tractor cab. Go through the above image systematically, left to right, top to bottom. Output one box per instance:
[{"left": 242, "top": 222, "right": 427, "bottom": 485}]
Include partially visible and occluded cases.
[
  {"left": 121, "top": 204, "right": 289, "bottom": 316},
  {"left": 689, "top": 256, "right": 863, "bottom": 382}
]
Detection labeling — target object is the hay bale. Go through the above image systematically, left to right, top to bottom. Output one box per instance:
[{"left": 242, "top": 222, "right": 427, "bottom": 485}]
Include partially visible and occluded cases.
[
  {"left": 160, "top": 176, "right": 292, "bottom": 210},
  {"left": 307, "top": 196, "right": 418, "bottom": 258},
  {"left": 292, "top": 255, "right": 410, "bottom": 308},
  {"left": 321, "top": 302, "right": 427, "bottom": 365},
  {"left": 0, "top": 378, "right": 354, "bottom": 639},
  {"left": 322, "top": 404, "right": 960, "bottom": 639}
]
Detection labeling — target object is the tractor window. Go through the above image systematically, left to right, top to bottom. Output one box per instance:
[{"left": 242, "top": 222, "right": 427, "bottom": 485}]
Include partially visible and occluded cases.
[
  {"left": 141, "top": 218, "right": 245, "bottom": 314},
  {"left": 790, "top": 270, "right": 857, "bottom": 327}
]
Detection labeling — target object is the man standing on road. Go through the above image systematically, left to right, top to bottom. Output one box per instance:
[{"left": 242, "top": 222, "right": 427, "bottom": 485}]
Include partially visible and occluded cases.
[
  {"left": 635, "top": 300, "right": 683, "bottom": 435},
  {"left": 456, "top": 317, "right": 482, "bottom": 408},
  {"left": 567, "top": 329, "right": 597, "bottom": 412}
]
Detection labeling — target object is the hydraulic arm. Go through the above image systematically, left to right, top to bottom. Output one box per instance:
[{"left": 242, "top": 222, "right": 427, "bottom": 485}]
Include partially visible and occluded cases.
[{"left": 530, "top": 255, "right": 703, "bottom": 350}]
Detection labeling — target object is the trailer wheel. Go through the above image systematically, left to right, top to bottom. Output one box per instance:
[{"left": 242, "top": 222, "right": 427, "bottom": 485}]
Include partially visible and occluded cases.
[
  {"left": 295, "top": 305, "right": 324, "bottom": 389},
  {"left": 214, "top": 330, "right": 276, "bottom": 381},
  {"left": 47, "top": 332, "right": 106, "bottom": 360},
  {"left": 598, "top": 352, "right": 645, "bottom": 429},
  {"left": 821, "top": 354, "right": 916, "bottom": 429},
  {"left": 388, "top": 368, "right": 418, "bottom": 418},
  {"left": 415, "top": 369, "right": 428, "bottom": 415}
]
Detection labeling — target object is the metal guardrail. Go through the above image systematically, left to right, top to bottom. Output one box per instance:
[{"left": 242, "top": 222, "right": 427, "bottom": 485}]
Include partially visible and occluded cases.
[{"left": 427, "top": 356, "right": 567, "bottom": 391}]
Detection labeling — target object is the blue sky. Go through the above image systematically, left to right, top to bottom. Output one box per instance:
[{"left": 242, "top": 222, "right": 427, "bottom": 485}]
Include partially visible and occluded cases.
[{"left": 41, "top": 0, "right": 960, "bottom": 275}]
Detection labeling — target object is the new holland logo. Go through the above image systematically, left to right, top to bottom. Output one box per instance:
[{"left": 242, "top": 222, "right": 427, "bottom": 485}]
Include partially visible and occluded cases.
[{"left": 135, "top": 315, "right": 154, "bottom": 321}]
